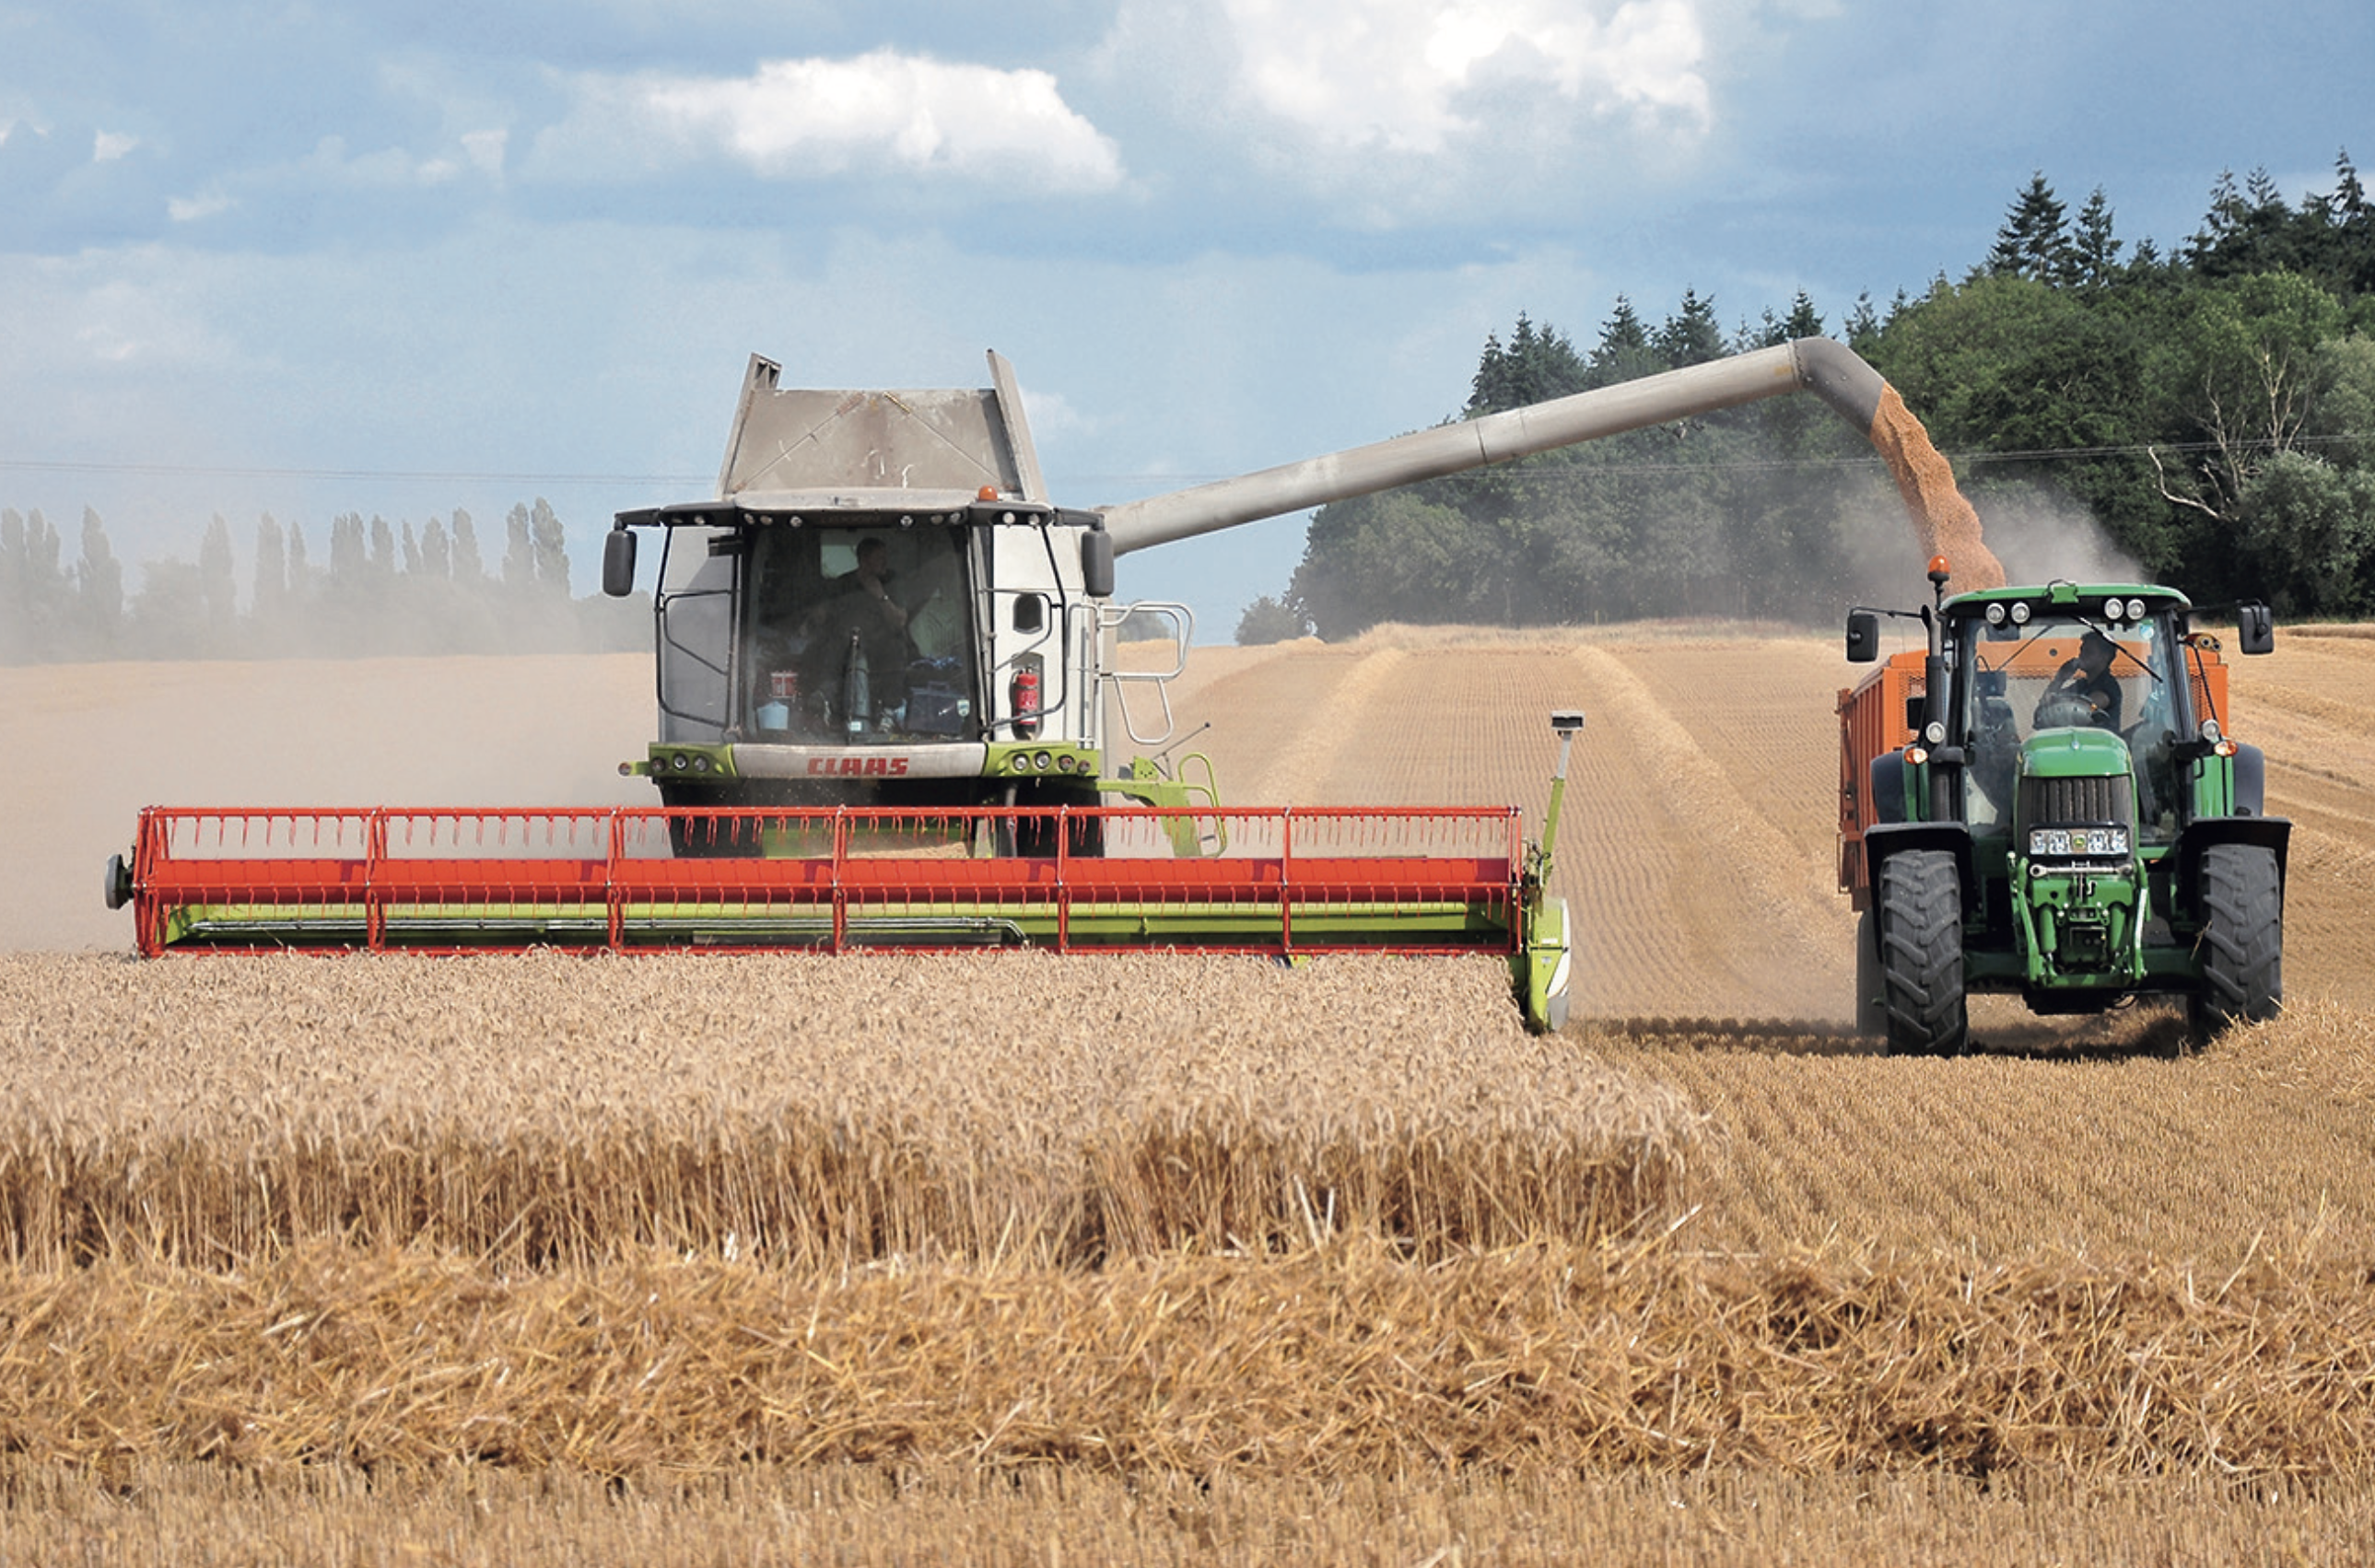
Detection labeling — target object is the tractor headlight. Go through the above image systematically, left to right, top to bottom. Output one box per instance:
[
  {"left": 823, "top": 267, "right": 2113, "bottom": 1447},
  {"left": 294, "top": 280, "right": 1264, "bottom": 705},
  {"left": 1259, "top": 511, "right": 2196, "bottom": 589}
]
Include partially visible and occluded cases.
[
  {"left": 2126, "top": 598, "right": 2147, "bottom": 621},
  {"left": 1985, "top": 602, "right": 2006, "bottom": 626},
  {"left": 2009, "top": 602, "right": 2032, "bottom": 625},
  {"left": 2029, "top": 825, "right": 2129, "bottom": 859}
]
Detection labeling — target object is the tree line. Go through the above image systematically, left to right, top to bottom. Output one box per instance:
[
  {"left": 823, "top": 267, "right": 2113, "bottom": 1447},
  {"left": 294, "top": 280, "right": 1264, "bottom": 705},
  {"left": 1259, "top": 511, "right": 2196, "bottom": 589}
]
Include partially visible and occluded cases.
[
  {"left": 1243, "top": 152, "right": 2375, "bottom": 642},
  {"left": 0, "top": 499, "right": 647, "bottom": 663}
]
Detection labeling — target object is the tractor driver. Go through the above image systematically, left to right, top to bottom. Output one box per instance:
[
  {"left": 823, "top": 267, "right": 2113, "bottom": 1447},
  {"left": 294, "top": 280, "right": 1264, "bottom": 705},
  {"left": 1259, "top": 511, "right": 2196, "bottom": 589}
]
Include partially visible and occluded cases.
[{"left": 2033, "top": 629, "right": 2124, "bottom": 731}]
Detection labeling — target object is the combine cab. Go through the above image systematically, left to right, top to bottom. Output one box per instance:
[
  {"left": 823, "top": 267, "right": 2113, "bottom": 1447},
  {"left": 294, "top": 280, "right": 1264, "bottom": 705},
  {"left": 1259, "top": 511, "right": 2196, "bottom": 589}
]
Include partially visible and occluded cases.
[{"left": 1841, "top": 563, "right": 2285, "bottom": 1053}]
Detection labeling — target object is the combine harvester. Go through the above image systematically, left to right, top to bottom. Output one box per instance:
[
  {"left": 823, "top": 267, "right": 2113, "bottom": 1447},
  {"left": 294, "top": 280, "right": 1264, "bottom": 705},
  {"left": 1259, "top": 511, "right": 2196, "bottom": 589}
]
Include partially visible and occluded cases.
[{"left": 109, "top": 338, "right": 1993, "bottom": 1033}]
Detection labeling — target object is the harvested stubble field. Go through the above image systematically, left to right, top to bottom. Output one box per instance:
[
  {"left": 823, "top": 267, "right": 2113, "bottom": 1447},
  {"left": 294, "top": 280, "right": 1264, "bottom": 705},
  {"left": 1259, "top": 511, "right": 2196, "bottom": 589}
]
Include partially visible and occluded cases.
[{"left": 3, "top": 626, "right": 2374, "bottom": 1563}]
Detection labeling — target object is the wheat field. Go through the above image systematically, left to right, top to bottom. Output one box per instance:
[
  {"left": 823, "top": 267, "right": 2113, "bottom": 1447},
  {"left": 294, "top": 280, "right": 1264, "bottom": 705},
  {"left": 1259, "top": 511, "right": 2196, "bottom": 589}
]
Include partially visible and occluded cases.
[{"left": 3, "top": 626, "right": 2374, "bottom": 1562}]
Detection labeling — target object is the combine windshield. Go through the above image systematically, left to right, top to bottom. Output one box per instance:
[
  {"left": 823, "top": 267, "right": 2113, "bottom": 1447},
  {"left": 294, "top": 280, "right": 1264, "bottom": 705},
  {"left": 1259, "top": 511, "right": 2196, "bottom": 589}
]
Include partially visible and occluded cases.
[
  {"left": 743, "top": 525, "right": 976, "bottom": 744},
  {"left": 1962, "top": 611, "right": 2186, "bottom": 843}
]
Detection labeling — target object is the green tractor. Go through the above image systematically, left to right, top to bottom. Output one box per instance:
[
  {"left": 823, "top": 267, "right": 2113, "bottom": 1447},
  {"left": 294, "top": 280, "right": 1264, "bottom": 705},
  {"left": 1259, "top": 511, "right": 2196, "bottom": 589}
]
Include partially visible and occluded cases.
[{"left": 1840, "top": 562, "right": 2285, "bottom": 1054}]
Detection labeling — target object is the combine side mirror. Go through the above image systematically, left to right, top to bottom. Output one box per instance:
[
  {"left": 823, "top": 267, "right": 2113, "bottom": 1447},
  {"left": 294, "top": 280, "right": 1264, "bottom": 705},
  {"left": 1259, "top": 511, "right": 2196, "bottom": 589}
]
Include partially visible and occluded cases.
[
  {"left": 602, "top": 527, "right": 637, "bottom": 597},
  {"left": 1081, "top": 528, "right": 1116, "bottom": 599},
  {"left": 1013, "top": 592, "right": 1047, "bottom": 634},
  {"left": 2237, "top": 602, "right": 2275, "bottom": 656},
  {"left": 1845, "top": 610, "right": 1879, "bottom": 663}
]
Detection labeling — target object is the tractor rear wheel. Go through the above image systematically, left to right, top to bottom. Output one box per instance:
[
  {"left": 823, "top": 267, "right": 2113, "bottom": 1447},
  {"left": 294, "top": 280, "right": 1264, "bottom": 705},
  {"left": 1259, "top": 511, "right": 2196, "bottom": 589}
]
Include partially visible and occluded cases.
[
  {"left": 2187, "top": 843, "right": 2282, "bottom": 1047},
  {"left": 1877, "top": 849, "right": 1967, "bottom": 1058},
  {"left": 1854, "top": 910, "right": 1885, "bottom": 1038}
]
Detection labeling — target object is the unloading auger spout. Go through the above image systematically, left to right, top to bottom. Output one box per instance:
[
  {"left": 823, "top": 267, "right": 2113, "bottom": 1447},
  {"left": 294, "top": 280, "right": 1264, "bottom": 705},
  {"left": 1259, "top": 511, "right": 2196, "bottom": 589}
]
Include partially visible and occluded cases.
[{"left": 1095, "top": 338, "right": 2005, "bottom": 589}]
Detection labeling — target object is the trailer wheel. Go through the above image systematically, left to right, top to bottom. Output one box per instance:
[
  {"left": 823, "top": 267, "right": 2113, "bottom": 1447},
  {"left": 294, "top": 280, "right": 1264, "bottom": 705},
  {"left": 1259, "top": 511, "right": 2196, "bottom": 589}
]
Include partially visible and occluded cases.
[
  {"left": 2187, "top": 843, "right": 2283, "bottom": 1047},
  {"left": 1877, "top": 849, "right": 1967, "bottom": 1058}
]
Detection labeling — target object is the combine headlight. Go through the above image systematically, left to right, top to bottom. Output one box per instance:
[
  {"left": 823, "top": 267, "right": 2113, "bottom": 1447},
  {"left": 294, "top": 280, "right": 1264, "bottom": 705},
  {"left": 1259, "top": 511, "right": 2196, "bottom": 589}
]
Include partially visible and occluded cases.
[
  {"left": 2010, "top": 602, "right": 2032, "bottom": 625},
  {"left": 1035, "top": 751, "right": 1053, "bottom": 772},
  {"left": 670, "top": 753, "right": 689, "bottom": 771},
  {"left": 2029, "top": 825, "right": 2130, "bottom": 859}
]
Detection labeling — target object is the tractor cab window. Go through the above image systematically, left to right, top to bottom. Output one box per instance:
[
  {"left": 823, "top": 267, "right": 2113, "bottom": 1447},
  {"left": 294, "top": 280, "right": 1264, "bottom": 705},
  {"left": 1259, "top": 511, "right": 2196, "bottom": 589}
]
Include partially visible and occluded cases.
[
  {"left": 743, "top": 525, "right": 976, "bottom": 743},
  {"left": 1963, "top": 613, "right": 2183, "bottom": 842}
]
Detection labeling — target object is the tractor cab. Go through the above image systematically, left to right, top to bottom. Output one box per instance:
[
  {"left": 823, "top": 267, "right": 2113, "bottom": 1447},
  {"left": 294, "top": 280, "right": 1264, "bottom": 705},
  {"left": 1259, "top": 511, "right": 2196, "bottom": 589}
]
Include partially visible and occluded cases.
[{"left": 1952, "top": 591, "right": 2194, "bottom": 847}]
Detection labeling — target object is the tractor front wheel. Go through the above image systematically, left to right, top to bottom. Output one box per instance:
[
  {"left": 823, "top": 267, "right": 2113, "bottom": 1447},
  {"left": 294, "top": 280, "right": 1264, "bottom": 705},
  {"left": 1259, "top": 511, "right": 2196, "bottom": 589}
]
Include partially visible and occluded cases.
[
  {"left": 2187, "top": 843, "right": 2283, "bottom": 1047},
  {"left": 1877, "top": 849, "right": 1968, "bottom": 1058}
]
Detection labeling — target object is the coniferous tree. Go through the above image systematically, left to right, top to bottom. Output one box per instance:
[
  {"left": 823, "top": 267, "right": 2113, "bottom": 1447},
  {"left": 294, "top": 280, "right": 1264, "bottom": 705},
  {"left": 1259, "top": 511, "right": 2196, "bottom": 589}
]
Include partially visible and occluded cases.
[
  {"left": 1990, "top": 172, "right": 2077, "bottom": 284},
  {"left": 2072, "top": 187, "right": 2123, "bottom": 287},
  {"left": 1655, "top": 289, "right": 1725, "bottom": 367},
  {"left": 1589, "top": 296, "right": 1660, "bottom": 387},
  {"left": 1467, "top": 314, "right": 1588, "bottom": 415},
  {"left": 529, "top": 497, "right": 569, "bottom": 594},
  {"left": 502, "top": 504, "right": 534, "bottom": 590},
  {"left": 78, "top": 509, "right": 125, "bottom": 656},
  {"left": 451, "top": 509, "right": 485, "bottom": 580},
  {"left": 199, "top": 513, "right": 237, "bottom": 639},
  {"left": 329, "top": 514, "right": 366, "bottom": 582},
  {"left": 420, "top": 515, "right": 451, "bottom": 579},
  {"left": 253, "top": 516, "right": 287, "bottom": 622},
  {"left": 286, "top": 521, "right": 310, "bottom": 601}
]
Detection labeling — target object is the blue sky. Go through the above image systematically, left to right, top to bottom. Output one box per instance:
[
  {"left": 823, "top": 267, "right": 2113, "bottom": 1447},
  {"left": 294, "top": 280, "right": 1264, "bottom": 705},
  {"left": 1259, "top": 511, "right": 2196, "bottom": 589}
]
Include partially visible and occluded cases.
[{"left": 3, "top": 0, "right": 2368, "bottom": 635}]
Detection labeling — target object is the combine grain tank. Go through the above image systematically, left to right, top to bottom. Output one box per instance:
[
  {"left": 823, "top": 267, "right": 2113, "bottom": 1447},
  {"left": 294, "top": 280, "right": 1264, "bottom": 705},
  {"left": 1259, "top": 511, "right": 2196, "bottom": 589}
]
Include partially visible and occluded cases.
[
  {"left": 107, "top": 337, "right": 1987, "bottom": 1033},
  {"left": 1840, "top": 562, "right": 2284, "bottom": 1054}
]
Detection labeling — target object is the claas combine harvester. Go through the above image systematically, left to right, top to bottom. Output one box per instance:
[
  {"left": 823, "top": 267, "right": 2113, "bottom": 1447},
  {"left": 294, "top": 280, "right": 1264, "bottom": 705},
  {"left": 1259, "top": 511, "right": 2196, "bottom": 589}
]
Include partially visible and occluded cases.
[
  {"left": 110, "top": 337, "right": 1995, "bottom": 1033},
  {"left": 1841, "top": 562, "right": 2285, "bottom": 1054}
]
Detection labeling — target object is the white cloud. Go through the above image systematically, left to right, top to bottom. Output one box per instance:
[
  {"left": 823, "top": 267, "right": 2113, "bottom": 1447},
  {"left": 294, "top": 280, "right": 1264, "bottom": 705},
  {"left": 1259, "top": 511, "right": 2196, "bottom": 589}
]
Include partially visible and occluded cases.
[
  {"left": 1217, "top": 0, "right": 1710, "bottom": 154},
  {"left": 539, "top": 50, "right": 1124, "bottom": 194},
  {"left": 460, "top": 128, "right": 507, "bottom": 180},
  {"left": 93, "top": 129, "right": 139, "bottom": 162},
  {"left": 301, "top": 135, "right": 468, "bottom": 188},
  {"left": 167, "top": 190, "right": 234, "bottom": 222}
]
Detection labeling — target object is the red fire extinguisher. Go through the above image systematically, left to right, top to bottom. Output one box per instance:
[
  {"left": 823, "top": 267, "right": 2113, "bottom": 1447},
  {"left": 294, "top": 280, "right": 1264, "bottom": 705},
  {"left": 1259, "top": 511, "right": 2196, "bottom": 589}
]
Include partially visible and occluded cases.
[{"left": 1011, "top": 666, "right": 1041, "bottom": 738}]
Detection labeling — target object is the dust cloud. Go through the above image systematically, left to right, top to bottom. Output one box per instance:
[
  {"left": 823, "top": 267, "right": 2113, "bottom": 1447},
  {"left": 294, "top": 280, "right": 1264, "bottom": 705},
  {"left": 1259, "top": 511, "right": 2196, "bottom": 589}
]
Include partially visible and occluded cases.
[
  {"left": 1957, "top": 481, "right": 2145, "bottom": 586},
  {"left": 1, "top": 655, "right": 653, "bottom": 952}
]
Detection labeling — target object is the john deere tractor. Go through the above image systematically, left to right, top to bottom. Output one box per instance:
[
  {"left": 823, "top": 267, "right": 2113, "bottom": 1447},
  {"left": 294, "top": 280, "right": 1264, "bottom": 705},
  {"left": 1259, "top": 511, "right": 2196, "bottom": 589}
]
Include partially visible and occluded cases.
[{"left": 1840, "top": 562, "right": 2285, "bottom": 1054}]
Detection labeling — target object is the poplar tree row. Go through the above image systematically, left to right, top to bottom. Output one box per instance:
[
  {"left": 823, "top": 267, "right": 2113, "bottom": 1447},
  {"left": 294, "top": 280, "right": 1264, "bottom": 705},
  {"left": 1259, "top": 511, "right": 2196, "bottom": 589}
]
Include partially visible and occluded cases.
[{"left": 0, "top": 499, "right": 644, "bottom": 663}]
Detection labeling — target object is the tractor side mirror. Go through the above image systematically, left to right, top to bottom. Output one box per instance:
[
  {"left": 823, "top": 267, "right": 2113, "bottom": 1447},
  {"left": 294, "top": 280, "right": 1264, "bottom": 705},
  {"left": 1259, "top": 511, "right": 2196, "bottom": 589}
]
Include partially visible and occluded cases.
[
  {"left": 602, "top": 527, "right": 637, "bottom": 597},
  {"left": 1080, "top": 528, "right": 1116, "bottom": 599},
  {"left": 1013, "top": 592, "right": 1047, "bottom": 634},
  {"left": 2236, "top": 602, "right": 2275, "bottom": 656},
  {"left": 1845, "top": 610, "right": 1879, "bottom": 663}
]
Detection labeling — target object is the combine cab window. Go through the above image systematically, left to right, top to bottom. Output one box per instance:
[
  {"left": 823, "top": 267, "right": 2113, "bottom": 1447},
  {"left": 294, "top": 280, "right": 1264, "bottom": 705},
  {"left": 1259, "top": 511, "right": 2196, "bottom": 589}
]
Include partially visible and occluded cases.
[{"left": 743, "top": 527, "right": 977, "bottom": 743}]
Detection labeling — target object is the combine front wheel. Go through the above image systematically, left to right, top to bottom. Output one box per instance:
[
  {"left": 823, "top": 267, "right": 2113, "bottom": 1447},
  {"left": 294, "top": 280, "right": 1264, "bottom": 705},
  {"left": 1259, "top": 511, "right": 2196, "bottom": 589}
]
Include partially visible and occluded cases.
[
  {"left": 2187, "top": 843, "right": 2283, "bottom": 1047},
  {"left": 1876, "top": 849, "right": 1967, "bottom": 1058}
]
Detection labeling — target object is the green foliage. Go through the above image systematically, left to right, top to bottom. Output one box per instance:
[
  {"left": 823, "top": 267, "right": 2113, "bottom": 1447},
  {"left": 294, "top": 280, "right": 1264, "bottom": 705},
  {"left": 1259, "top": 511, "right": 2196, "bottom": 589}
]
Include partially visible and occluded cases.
[
  {"left": 1283, "top": 154, "right": 2375, "bottom": 632},
  {"left": 2234, "top": 452, "right": 2375, "bottom": 615},
  {"left": 1234, "top": 594, "right": 1310, "bottom": 645}
]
